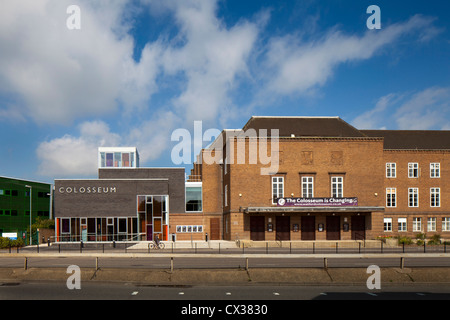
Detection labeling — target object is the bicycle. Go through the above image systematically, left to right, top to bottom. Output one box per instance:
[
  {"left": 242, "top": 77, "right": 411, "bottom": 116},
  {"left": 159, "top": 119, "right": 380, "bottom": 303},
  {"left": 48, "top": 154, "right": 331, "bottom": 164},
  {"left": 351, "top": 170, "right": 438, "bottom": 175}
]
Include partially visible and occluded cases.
[{"left": 149, "top": 240, "right": 165, "bottom": 250}]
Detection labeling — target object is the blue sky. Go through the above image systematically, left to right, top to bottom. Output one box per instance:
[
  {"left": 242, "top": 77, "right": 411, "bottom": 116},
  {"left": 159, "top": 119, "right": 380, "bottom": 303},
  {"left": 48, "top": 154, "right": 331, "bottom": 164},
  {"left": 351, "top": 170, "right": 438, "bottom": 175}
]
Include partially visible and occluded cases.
[{"left": 0, "top": 0, "right": 449, "bottom": 183}]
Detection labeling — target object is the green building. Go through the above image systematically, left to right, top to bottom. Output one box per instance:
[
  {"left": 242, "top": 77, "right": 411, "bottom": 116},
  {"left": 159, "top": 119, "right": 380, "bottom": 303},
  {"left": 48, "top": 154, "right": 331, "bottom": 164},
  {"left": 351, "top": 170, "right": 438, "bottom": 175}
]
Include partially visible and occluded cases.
[{"left": 0, "top": 176, "right": 52, "bottom": 244}]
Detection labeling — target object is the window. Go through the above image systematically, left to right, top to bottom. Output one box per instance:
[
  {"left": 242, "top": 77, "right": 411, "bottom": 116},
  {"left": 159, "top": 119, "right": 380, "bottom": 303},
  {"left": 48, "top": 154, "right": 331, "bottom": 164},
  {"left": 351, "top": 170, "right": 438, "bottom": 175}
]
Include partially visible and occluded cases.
[
  {"left": 100, "top": 152, "right": 106, "bottom": 167},
  {"left": 114, "top": 152, "right": 122, "bottom": 167},
  {"left": 106, "top": 153, "right": 113, "bottom": 167},
  {"left": 122, "top": 153, "right": 130, "bottom": 167},
  {"left": 386, "top": 163, "right": 396, "bottom": 178},
  {"left": 408, "top": 163, "right": 419, "bottom": 178},
  {"left": 430, "top": 163, "right": 440, "bottom": 178},
  {"left": 331, "top": 176, "right": 343, "bottom": 198},
  {"left": 272, "top": 177, "right": 284, "bottom": 204},
  {"left": 301, "top": 177, "right": 314, "bottom": 198},
  {"left": 224, "top": 185, "right": 228, "bottom": 207},
  {"left": 186, "top": 186, "right": 202, "bottom": 212},
  {"left": 386, "top": 188, "right": 396, "bottom": 207},
  {"left": 408, "top": 188, "right": 419, "bottom": 207},
  {"left": 430, "top": 188, "right": 440, "bottom": 207},
  {"left": 0, "top": 189, "right": 4, "bottom": 196},
  {"left": 413, "top": 217, "right": 422, "bottom": 232},
  {"left": 427, "top": 217, "right": 436, "bottom": 232},
  {"left": 384, "top": 218, "right": 392, "bottom": 232},
  {"left": 398, "top": 218, "right": 407, "bottom": 232},
  {"left": 442, "top": 218, "right": 450, "bottom": 232},
  {"left": 176, "top": 225, "right": 203, "bottom": 233}
]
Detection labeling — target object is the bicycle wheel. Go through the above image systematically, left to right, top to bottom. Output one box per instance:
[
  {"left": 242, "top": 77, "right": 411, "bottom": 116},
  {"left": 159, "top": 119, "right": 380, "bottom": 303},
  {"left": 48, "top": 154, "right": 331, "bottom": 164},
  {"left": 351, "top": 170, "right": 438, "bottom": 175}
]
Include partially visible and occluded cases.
[
  {"left": 149, "top": 243, "right": 155, "bottom": 250},
  {"left": 158, "top": 243, "right": 165, "bottom": 249}
]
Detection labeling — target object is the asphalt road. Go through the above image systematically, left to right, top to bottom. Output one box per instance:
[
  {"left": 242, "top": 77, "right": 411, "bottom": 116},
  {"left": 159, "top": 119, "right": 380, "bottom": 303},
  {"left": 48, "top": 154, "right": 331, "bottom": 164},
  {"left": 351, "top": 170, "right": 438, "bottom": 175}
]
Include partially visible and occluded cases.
[{"left": 1, "top": 281, "right": 450, "bottom": 300}]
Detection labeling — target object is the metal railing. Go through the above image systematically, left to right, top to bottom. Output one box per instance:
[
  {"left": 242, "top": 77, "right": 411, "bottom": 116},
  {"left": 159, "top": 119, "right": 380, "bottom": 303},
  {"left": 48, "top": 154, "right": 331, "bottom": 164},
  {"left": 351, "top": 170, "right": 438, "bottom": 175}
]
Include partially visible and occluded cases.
[{"left": 2, "top": 240, "right": 449, "bottom": 255}]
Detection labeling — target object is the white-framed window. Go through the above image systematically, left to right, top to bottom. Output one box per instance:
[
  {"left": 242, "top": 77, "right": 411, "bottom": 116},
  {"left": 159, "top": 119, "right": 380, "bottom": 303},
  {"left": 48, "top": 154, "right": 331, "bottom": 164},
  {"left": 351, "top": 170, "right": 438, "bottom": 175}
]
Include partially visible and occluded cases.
[
  {"left": 224, "top": 156, "right": 228, "bottom": 175},
  {"left": 408, "top": 162, "right": 419, "bottom": 178},
  {"left": 386, "top": 163, "right": 396, "bottom": 178},
  {"left": 430, "top": 163, "right": 440, "bottom": 178},
  {"left": 272, "top": 176, "right": 284, "bottom": 204},
  {"left": 301, "top": 176, "right": 314, "bottom": 198},
  {"left": 331, "top": 176, "right": 343, "bottom": 198},
  {"left": 224, "top": 184, "right": 228, "bottom": 207},
  {"left": 386, "top": 188, "right": 396, "bottom": 207},
  {"left": 408, "top": 188, "right": 419, "bottom": 207},
  {"left": 430, "top": 188, "right": 441, "bottom": 207},
  {"left": 413, "top": 217, "right": 422, "bottom": 232},
  {"left": 427, "top": 217, "right": 437, "bottom": 232},
  {"left": 384, "top": 218, "right": 392, "bottom": 232},
  {"left": 398, "top": 218, "right": 407, "bottom": 232},
  {"left": 442, "top": 218, "right": 450, "bottom": 232},
  {"left": 176, "top": 225, "right": 203, "bottom": 233}
]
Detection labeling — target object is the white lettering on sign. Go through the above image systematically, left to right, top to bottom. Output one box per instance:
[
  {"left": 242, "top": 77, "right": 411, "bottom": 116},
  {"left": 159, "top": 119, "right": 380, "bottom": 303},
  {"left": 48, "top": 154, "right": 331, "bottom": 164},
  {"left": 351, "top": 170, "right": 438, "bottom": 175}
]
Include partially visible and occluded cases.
[{"left": 58, "top": 186, "right": 117, "bottom": 194}]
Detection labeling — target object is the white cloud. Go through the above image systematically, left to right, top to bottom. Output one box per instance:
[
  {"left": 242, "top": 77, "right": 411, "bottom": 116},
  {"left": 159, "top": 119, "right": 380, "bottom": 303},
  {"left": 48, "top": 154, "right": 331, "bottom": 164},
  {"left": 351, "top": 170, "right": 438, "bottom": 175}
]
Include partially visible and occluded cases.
[
  {"left": 0, "top": 0, "right": 159, "bottom": 124},
  {"left": 157, "top": 0, "right": 260, "bottom": 124},
  {"left": 261, "top": 15, "right": 439, "bottom": 97},
  {"left": 352, "top": 87, "right": 450, "bottom": 130},
  {"left": 394, "top": 87, "right": 450, "bottom": 130},
  {"left": 352, "top": 93, "right": 402, "bottom": 129},
  {"left": 36, "top": 121, "right": 122, "bottom": 177}
]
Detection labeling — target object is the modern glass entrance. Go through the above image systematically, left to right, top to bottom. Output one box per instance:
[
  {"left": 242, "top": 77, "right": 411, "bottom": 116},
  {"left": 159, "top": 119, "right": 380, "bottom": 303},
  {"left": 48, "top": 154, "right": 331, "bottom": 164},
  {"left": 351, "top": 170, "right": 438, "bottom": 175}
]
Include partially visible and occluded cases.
[{"left": 137, "top": 195, "right": 169, "bottom": 241}]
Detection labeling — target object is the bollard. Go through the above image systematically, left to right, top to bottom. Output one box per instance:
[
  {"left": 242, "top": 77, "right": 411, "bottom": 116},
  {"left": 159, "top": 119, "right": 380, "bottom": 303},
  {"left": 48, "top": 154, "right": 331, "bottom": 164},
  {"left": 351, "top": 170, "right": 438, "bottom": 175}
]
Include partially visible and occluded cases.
[
  {"left": 24, "top": 257, "right": 28, "bottom": 270},
  {"left": 96, "top": 257, "right": 99, "bottom": 270},
  {"left": 170, "top": 257, "right": 174, "bottom": 273},
  {"left": 400, "top": 257, "right": 405, "bottom": 269},
  {"left": 245, "top": 258, "right": 249, "bottom": 271},
  {"left": 323, "top": 258, "right": 328, "bottom": 269}
]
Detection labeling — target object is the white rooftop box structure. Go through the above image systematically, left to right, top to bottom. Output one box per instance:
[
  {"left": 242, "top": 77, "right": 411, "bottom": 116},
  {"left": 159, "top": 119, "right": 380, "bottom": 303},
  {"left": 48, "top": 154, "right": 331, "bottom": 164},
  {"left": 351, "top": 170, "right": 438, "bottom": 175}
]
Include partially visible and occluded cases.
[{"left": 98, "top": 147, "right": 140, "bottom": 169}]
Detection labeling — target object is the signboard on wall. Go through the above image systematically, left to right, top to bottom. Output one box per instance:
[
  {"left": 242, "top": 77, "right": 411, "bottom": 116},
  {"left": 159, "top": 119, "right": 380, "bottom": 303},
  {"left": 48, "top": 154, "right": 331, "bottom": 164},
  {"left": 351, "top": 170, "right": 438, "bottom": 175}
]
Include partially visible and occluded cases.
[
  {"left": 277, "top": 197, "right": 358, "bottom": 207},
  {"left": 2, "top": 233, "right": 17, "bottom": 240}
]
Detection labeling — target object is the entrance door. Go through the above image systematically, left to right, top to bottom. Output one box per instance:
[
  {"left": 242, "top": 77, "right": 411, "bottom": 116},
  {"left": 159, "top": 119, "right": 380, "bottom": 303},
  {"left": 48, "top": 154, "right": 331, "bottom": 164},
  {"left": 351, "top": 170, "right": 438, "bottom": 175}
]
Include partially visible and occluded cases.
[
  {"left": 250, "top": 216, "right": 265, "bottom": 241},
  {"left": 276, "top": 216, "right": 290, "bottom": 241},
  {"left": 301, "top": 216, "right": 315, "bottom": 240},
  {"left": 326, "top": 216, "right": 340, "bottom": 240},
  {"left": 352, "top": 216, "right": 365, "bottom": 240},
  {"left": 210, "top": 218, "right": 220, "bottom": 240}
]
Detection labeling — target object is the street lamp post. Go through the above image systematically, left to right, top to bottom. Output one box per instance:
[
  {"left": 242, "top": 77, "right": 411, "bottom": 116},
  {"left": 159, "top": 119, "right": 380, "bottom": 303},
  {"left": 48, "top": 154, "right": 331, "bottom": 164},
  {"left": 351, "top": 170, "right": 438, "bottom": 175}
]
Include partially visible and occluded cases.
[{"left": 25, "top": 185, "right": 32, "bottom": 246}]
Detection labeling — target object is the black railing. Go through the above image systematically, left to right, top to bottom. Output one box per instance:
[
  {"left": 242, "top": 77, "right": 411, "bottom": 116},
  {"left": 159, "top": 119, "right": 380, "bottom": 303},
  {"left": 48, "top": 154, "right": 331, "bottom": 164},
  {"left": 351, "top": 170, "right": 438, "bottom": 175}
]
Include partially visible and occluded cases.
[{"left": 2, "top": 241, "right": 449, "bottom": 255}]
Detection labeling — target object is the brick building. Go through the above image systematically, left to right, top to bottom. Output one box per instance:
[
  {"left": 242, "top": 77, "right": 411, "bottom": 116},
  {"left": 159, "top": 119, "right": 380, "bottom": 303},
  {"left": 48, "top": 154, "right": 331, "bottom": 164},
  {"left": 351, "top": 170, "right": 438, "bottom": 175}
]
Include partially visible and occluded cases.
[{"left": 189, "top": 116, "right": 450, "bottom": 242}]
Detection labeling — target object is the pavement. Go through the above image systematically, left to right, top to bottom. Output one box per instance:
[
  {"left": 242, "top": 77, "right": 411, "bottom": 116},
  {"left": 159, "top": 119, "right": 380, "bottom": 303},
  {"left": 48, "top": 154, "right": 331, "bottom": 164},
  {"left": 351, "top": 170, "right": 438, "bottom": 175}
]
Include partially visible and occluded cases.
[
  {"left": 1, "top": 241, "right": 449, "bottom": 287},
  {"left": 1, "top": 264, "right": 450, "bottom": 286}
]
